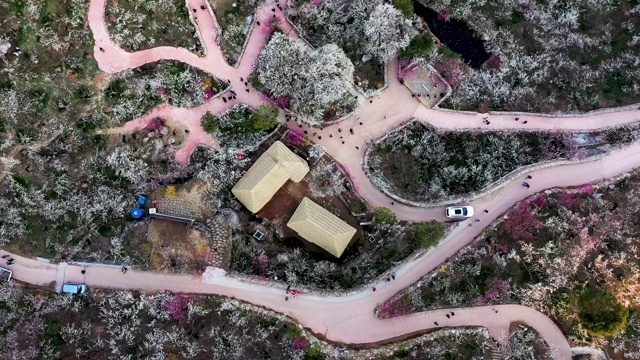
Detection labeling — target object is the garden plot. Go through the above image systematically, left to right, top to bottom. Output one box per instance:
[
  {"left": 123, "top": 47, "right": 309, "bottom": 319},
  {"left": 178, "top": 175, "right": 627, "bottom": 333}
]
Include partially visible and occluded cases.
[
  {"left": 105, "top": 0, "right": 201, "bottom": 53},
  {"left": 212, "top": 0, "right": 260, "bottom": 64},
  {"left": 103, "top": 61, "right": 227, "bottom": 125},
  {"left": 367, "top": 121, "right": 640, "bottom": 204},
  {"left": 0, "top": 284, "right": 327, "bottom": 359}
]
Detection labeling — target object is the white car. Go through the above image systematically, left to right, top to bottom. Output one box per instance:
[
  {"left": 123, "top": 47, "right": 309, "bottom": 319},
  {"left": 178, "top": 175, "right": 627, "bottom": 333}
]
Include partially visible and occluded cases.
[
  {"left": 445, "top": 206, "right": 474, "bottom": 219},
  {"left": 62, "top": 283, "right": 88, "bottom": 294}
]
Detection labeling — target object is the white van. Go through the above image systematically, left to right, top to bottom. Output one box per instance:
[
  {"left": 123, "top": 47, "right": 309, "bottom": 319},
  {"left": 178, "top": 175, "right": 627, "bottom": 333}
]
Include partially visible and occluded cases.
[{"left": 62, "top": 283, "right": 88, "bottom": 294}]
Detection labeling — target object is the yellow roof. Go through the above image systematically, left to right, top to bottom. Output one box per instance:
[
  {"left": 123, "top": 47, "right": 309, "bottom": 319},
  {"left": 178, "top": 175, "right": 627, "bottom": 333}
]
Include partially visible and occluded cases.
[
  {"left": 232, "top": 141, "right": 309, "bottom": 213},
  {"left": 287, "top": 197, "right": 356, "bottom": 258}
]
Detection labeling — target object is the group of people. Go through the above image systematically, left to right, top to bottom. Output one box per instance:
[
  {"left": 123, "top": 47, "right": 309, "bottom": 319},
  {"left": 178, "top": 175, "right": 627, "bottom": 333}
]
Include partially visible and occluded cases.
[
  {"left": 1, "top": 254, "right": 14, "bottom": 265},
  {"left": 285, "top": 285, "right": 300, "bottom": 300}
]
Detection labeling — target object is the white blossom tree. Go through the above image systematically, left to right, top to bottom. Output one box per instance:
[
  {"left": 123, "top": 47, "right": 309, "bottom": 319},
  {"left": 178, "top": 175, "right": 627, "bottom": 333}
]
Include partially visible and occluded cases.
[
  {"left": 364, "top": 4, "right": 417, "bottom": 61},
  {"left": 258, "top": 33, "right": 354, "bottom": 126}
]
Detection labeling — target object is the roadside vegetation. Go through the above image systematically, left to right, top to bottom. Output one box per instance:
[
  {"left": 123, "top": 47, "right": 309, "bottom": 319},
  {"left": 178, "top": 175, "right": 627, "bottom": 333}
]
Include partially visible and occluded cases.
[
  {"left": 105, "top": 0, "right": 201, "bottom": 53},
  {"left": 420, "top": 0, "right": 640, "bottom": 112},
  {"left": 105, "top": 61, "right": 227, "bottom": 125},
  {"left": 201, "top": 103, "right": 280, "bottom": 150},
  {"left": 367, "top": 121, "right": 640, "bottom": 203},
  {"left": 378, "top": 172, "right": 640, "bottom": 359},
  {"left": 0, "top": 283, "right": 326, "bottom": 359},
  {"left": 351, "top": 327, "right": 491, "bottom": 359}
]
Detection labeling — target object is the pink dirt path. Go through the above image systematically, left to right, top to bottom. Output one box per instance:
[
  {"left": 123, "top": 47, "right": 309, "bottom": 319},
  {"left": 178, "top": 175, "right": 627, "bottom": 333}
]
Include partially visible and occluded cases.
[{"left": 10, "top": 0, "right": 635, "bottom": 357}]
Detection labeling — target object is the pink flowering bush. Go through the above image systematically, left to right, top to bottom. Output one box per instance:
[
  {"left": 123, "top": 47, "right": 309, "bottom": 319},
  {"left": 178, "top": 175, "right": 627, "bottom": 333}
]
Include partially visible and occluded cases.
[
  {"left": 437, "top": 9, "right": 449, "bottom": 21},
  {"left": 487, "top": 54, "right": 502, "bottom": 68},
  {"left": 433, "top": 58, "right": 462, "bottom": 86},
  {"left": 399, "top": 59, "right": 419, "bottom": 79},
  {"left": 204, "top": 87, "right": 216, "bottom": 101},
  {"left": 275, "top": 94, "right": 291, "bottom": 109},
  {"left": 146, "top": 117, "right": 165, "bottom": 131},
  {"left": 283, "top": 130, "right": 304, "bottom": 147},
  {"left": 530, "top": 193, "right": 546, "bottom": 208},
  {"left": 499, "top": 202, "right": 543, "bottom": 241},
  {"left": 495, "top": 243, "right": 510, "bottom": 253},
  {"left": 252, "top": 255, "right": 271, "bottom": 274},
  {"left": 476, "top": 278, "right": 509, "bottom": 305},
  {"left": 164, "top": 294, "right": 201, "bottom": 320},
  {"left": 377, "top": 296, "right": 412, "bottom": 319},
  {"left": 292, "top": 337, "right": 309, "bottom": 350}
]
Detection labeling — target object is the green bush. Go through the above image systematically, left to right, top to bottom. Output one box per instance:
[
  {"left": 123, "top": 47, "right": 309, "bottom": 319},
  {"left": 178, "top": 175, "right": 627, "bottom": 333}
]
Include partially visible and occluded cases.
[
  {"left": 393, "top": 0, "right": 414, "bottom": 18},
  {"left": 400, "top": 34, "right": 434, "bottom": 59},
  {"left": 437, "top": 44, "right": 461, "bottom": 59},
  {"left": 249, "top": 104, "right": 279, "bottom": 131},
  {"left": 201, "top": 111, "right": 218, "bottom": 133},
  {"left": 11, "top": 174, "right": 30, "bottom": 189},
  {"left": 348, "top": 197, "right": 369, "bottom": 215},
  {"left": 374, "top": 207, "right": 397, "bottom": 226},
  {"left": 413, "top": 220, "right": 446, "bottom": 249},
  {"left": 97, "top": 225, "right": 115, "bottom": 237},
  {"left": 577, "top": 287, "right": 628, "bottom": 337},
  {"left": 44, "top": 318, "right": 63, "bottom": 351},
  {"left": 303, "top": 343, "right": 325, "bottom": 360}
]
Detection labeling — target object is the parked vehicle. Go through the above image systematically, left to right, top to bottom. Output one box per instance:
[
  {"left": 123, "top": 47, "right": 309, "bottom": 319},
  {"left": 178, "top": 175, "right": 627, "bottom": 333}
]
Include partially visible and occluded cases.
[
  {"left": 445, "top": 205, "right": 474, "bottom": 219},
  {"left": 62, "top": 283, "right": 88, "bottom": 294}
]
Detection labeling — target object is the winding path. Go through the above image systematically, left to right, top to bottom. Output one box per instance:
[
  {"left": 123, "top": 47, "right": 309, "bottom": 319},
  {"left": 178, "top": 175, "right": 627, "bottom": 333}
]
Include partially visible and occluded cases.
[{"left": 4, "top": 0, "right": 639, "bottom": 358}]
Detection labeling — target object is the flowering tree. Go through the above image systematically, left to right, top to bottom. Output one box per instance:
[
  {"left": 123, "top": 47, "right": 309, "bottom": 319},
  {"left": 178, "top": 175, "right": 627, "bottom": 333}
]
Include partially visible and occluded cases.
[
  {"left": 364, "top": 4, "right": 417, "bottom": 61},
  {"left": 258, "top": 33, "right": 354, "bottom": 126},
  {"left": 499, "top": 202, "right": 543, "bottom": 241}
]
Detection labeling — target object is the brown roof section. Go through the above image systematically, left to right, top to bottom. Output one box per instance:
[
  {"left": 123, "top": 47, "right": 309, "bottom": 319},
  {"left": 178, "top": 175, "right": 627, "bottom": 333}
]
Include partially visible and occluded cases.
[
  {"left": 232, "top": 141, "right": 309, "bottom": 213},
  {"left": 287, "top": 197, "right": 356, "bottom": 258}
]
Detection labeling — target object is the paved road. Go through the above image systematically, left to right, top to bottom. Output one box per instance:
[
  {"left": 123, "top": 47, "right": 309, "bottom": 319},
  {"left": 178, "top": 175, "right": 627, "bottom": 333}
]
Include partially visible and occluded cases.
[{"left": 6, "top": 0, "right": 637, "bottom": 358}]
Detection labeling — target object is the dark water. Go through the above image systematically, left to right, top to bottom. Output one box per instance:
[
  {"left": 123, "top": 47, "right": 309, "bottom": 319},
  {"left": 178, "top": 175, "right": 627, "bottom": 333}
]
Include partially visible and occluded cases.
[{"left": 413, "top": 2, "right": 491, "bottom": 69}]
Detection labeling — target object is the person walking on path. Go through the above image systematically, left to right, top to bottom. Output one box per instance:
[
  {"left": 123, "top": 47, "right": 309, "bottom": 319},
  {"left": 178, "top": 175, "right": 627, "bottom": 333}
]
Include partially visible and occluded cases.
[
  {"left": 522, "top": 182, "right": 530, "bottom": 189},
  {"left": 121, "top": 266, "right": 128, "bottom": 274},
  {"left": 81, "top": 270, "right": 86, "bottom": 275}
]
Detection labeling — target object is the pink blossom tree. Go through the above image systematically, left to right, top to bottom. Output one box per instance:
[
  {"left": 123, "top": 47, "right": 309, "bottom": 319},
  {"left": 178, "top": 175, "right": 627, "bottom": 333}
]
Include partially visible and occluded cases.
[{"left": 499, "top": 202, "right": 543, "bottom": 241}]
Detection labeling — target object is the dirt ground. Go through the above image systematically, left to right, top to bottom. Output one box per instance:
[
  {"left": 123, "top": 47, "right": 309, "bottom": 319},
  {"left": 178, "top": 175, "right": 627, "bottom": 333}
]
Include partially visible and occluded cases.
[{"left": 146, "top": 218, "right": 212, "bottom": 273}]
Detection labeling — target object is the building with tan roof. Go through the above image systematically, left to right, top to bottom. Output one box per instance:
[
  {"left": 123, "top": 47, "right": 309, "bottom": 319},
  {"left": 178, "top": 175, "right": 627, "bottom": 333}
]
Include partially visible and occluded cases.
[
  {"left": 232, "top": 141, "right": 309, "bottom": 213},
  {"left": 287, "top": 197, "right": 356, "bottom": 258}
]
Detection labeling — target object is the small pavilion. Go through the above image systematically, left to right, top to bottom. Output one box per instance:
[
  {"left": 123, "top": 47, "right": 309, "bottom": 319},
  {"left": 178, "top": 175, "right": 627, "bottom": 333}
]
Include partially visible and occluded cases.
[
  {"left": 232, "top": 141, "right": 309, "bottom": 213},
  {"left": 287, "top": 197, "right": 356, "bottom": 258}
]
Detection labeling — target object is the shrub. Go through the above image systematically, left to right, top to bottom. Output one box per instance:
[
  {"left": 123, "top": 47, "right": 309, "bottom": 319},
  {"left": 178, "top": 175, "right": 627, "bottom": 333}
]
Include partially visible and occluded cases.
[
  {"left": 393, "top": 0, "right": 414, "bottom": 18},
  {"left": 400, "top": 33, "right": 434, "bottom": 59},
  {"left": 437, "top": 44, "right": 461, "bottom": 59},
  {"left": 249, "top": 104, "right": 279, "bottom": 131},
  {"left": 201, "top": 111, "right": 218, "bottom": 133},
  {"left": 348, "top": 197, "right": 369, "bottom": 215},
  {"left": 499, "top": 202, "right": 543, "bottom": 241},
  {"left": 374, "top": 207, "right": 397, "bottom": 226},
  {"left": 413, "top": 220, "right": 446, "bottom": 249},
  {"left": 577, "top": 287, "right": 628, "bottom": 337},
  {"left": 303, "top": 343, "right": 324, "bottom": 360}
]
